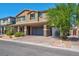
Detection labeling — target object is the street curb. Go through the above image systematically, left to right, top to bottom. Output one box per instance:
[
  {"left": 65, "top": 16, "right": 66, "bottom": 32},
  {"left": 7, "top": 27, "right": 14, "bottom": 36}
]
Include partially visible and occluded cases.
[{"left": 0, "top": 38, "right": 79, "bottom": 53}]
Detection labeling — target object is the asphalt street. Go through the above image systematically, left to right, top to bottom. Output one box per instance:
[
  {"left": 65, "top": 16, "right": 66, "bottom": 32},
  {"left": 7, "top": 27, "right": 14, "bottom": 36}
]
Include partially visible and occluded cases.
[{"left": 0, "top": 40, "right": 79, "bottom": 56}]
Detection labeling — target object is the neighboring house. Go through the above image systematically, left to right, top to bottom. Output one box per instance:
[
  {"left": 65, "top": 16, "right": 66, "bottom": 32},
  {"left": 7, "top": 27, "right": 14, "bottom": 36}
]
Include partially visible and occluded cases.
[
  {"left": 11, "top": 10, "right": 52, "bottom": 36},
  {"left": 0, "top": 16, "right": 16, "bottom": 34},
  {"left": 70, "top": 26, "right": 79, "bottom": 36}
]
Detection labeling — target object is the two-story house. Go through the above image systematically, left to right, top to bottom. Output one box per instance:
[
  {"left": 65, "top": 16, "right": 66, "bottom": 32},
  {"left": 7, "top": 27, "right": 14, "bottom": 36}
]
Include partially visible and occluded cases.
[
  {"left": 11, "top": 10, "right": 52, "bottom": 36},
  {"left": 0, "top": 16, "right": 16, "bottom": 34}
]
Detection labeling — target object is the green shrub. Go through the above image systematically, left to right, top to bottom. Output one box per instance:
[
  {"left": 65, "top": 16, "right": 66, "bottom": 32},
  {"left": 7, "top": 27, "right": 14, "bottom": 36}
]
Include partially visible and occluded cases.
[
  {"left": 6, "top": 31, "right": 14, "bottom": 36},
  {"left": 14, "top": 32, "right": 24, "bottom": 37}
]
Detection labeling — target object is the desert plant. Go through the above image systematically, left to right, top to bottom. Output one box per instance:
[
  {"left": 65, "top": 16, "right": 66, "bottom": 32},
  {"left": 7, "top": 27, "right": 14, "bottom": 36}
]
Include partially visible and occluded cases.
[
  {"left": 5, "top": 26, "right": 14, "bottom": 38},
  {"left": 6, "top": 31, "right": 14, "bottom": 38},
  {"left": 6, "top": 31, "right": 14, "bottom": 35},
  {"left": 14, "top": 32, "right": 24, "bottom": 37}
]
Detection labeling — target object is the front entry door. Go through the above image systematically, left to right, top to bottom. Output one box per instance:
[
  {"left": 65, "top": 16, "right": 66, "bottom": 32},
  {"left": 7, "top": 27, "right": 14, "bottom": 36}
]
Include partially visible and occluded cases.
[{"left": 27, "top": 26, "right": 30, "bottom": 35}]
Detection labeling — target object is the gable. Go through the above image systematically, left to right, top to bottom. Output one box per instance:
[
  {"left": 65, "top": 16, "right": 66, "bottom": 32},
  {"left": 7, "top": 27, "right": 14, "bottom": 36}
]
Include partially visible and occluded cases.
[{"left": 17, "top": 11, "right": 29, "bottom": 17}]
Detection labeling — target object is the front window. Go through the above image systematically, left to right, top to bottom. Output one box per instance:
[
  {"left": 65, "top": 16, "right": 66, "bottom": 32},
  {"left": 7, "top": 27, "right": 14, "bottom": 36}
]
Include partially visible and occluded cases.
[
  {"left": 38, "top": 12, "right": 43, "bottom": 18},
  {"left": 30, "top": 14, "right": 35, "bottom": 19},
  {"left": 17, "top": 16, "right": 25, "bottom": 22},
  {"left": 21, "top": 16, "right": 25, "bottom": 21},
  {"left": 17, "top": 17, "right": 20, "bottom": 22},
  {"left": 3, "top": 20, "right": 6, "bottom": 23}
]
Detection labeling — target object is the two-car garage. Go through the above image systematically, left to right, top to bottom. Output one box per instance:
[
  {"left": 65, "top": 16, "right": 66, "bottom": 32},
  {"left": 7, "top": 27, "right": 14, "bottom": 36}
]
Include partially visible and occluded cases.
[{"left": 26, "top": 24, "right": 52, "bottom": 36}]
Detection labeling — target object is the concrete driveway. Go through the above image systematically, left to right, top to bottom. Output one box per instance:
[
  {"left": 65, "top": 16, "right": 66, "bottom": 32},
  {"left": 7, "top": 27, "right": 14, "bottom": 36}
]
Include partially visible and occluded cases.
[
  {"left": 1, "top": 35, "right": 79, "bottom": 49},
  {"left": 14, "top": 36, "right": 79, "bottom": 48}
]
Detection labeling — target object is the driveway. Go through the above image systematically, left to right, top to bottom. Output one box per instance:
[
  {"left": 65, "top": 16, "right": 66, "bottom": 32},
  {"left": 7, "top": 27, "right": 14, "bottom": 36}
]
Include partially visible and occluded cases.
[
  {"left": 1, "top": 35, "right": 79, "bottom": 49},
  {"left": 0, "top": 40, "right": 79, "bottom": 56}
]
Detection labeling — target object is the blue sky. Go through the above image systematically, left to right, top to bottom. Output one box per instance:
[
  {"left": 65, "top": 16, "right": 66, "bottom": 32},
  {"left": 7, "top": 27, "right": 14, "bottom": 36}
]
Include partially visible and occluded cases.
[{"left": 0, "top": 3, "right": 55, "bottom": 18}]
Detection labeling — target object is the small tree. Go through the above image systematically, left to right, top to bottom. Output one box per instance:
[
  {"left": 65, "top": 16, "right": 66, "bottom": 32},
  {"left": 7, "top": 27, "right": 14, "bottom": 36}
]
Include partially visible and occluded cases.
[
  {"left": 47, "top": 3, "right": 76, "bottom": 39},
  {"left": 76, "top": 4, "right": 79, "bottom": 26}
]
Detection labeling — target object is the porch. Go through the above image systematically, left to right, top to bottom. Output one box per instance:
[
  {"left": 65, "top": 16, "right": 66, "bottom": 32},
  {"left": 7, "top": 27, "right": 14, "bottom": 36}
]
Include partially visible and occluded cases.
[{"left": 10, "top": 22, "right": 52, "bottom": 37}]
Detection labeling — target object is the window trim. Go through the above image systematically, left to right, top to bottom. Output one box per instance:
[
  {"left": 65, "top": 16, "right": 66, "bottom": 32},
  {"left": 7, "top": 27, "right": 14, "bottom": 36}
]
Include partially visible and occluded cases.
[
  {"left": 38, "top": 12, "right": 43, "bottom": 18},
  {"left": 30, "top": 13, "right": 35, "bottom": 19},
  {"left": 17, "top": 16, "right": 25, "bottom": 22}
]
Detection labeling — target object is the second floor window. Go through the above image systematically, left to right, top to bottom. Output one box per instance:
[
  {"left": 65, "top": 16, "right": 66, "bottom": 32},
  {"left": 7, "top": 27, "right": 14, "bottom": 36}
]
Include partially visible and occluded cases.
[
  {"left": 38, "top": 12, "right": 43, "bottom": 18},
  {"left": 30, "top": 14, "right": 35, "bottom": 19},
  {"left": 17, "top": 16, "right": 25, "bottom": 22},
  {"left": 21, "top": 16, "right": 25, "bottom": 21},
  {"left": 3, "top": 20, "right": 6, "bottom": 23}
]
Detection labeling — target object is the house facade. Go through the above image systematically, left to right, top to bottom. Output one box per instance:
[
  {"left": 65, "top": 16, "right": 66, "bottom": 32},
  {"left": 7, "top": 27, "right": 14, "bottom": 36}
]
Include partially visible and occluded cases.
[
  {"left": 0, "top": 10, "right": 78, "bottom": 37},
  {"left": 10, "top": 10, "right": 52, "bottom": 36},
  {"left": 0, "top": 16, "right": 16, "bottom": 35}
]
